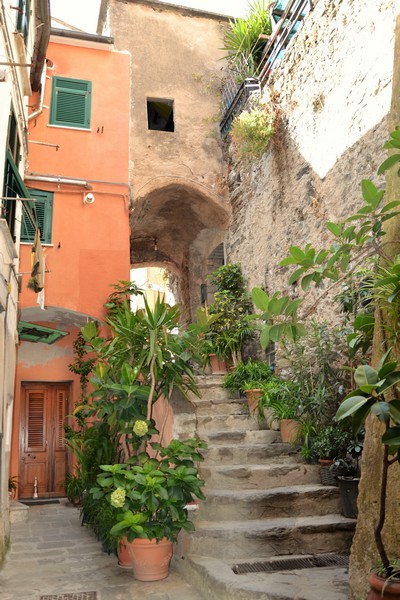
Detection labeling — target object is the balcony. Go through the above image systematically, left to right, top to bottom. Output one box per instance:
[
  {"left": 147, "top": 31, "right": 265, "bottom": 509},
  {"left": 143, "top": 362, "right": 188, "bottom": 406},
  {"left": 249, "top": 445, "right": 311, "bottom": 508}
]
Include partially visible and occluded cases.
[{"left": 220, "top": 0, "right": 314, "bottom": 136}]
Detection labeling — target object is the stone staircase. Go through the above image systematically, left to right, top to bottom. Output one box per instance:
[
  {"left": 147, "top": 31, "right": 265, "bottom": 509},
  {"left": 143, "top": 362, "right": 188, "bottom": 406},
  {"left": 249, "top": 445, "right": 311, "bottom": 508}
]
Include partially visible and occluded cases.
[{"left": 174, "top": 375, "right": 356, "bottom": 600}]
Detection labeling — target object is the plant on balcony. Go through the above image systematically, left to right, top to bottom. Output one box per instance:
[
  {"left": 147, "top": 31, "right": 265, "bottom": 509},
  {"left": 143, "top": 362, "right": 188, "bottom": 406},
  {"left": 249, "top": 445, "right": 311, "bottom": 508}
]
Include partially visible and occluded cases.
[{"left": 222, "top": 0, "right": 272, "bottom": 80}]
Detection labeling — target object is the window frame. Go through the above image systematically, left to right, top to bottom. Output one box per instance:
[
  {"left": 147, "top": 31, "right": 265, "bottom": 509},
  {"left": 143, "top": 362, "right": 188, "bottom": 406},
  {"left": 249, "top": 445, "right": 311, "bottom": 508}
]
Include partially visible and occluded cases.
[
  {"left": 16, "top": 0, "right": 30, "bottom": 43},
  {"left": 49, "top": 76, "right": 92, "bottom": 130},
  {"left": 20, "top": 189, "right": 53, "bottom": 244}
]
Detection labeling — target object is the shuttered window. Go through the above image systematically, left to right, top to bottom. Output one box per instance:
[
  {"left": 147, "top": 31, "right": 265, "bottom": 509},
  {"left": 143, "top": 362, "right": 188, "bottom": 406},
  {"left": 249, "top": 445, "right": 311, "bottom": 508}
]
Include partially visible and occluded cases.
[
  {"left": 50, "top": 76, "right": 92, "bottom": 129},
  {"left": 21, "top": 189, "right": 53, "bottom": 244},
  {"left": 26, "top": 391, "right": 45, "bottom": 451}
]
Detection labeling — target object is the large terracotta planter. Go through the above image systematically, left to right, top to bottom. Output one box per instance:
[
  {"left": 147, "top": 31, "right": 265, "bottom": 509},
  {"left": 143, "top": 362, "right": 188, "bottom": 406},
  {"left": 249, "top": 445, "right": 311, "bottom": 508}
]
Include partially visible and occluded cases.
[
  {"left": 209, "top": 353, "right": 227, "bottom": 374},
  {"left": 244, "top": 388, "right": 263, "bottom": 414},
  {"left": 280, "top": 419, "right": 300, "bottom": 443},
  {"left": 117, "top": 536, "right": 132, "bottom": 568},
  {"left": 128, "top": 537, "right": 173, "bottom": 581},
  {"left": 367, "top": 572, "right": 400, "bottom": 599}
]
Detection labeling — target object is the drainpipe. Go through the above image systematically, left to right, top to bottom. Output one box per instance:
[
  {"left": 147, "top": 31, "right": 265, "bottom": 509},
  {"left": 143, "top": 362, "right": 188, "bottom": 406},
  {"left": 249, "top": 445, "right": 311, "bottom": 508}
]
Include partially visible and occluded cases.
[
  {"left": 30, "top": 0, "right": 51, "bottom": 93},
  {"left": 28, "top": 61, "right": 47, "bottom": 122},
  {"left": 25, "top": 175, "right": 93, "bottom": 189}
]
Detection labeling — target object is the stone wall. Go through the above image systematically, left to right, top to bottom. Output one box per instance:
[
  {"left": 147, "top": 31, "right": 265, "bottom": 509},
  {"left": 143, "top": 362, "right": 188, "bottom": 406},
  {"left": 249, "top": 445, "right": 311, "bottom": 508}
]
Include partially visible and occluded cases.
[
  {"left": 225, "top": 0, "right": 400, "bottom": 319},
  {"left": 223, "top": 1, "right": 400, "bottom": 597}
]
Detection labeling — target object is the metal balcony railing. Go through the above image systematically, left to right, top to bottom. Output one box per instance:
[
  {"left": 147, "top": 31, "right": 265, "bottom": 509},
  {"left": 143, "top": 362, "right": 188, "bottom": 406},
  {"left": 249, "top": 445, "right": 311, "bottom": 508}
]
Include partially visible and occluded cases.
[{"left": 219, "top": 0, "right": 314, "bottom": 135}]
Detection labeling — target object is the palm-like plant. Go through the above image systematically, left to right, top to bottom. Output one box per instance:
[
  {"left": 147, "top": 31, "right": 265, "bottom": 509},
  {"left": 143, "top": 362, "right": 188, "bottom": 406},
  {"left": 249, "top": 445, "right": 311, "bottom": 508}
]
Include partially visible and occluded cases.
[{"left": 222, "top": 0, "right": 272, "bottom": 80}]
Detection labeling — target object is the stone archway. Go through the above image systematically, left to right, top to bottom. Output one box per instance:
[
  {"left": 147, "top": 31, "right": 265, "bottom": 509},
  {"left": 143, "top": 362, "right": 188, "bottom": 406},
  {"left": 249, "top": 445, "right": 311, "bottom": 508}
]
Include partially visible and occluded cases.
[{"left": 130, "top": 179, "right": 230, "bottom": 319}]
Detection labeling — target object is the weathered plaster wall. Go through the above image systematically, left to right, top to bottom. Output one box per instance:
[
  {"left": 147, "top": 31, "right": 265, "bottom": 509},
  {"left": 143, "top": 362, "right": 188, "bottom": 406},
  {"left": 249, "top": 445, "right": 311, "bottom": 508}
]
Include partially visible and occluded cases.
[
  {"left": 98, "top": 0, "right": 231, "bottom": 315},
  {"left": 225, "top": 0, "right": 400, "bottom": 312}
]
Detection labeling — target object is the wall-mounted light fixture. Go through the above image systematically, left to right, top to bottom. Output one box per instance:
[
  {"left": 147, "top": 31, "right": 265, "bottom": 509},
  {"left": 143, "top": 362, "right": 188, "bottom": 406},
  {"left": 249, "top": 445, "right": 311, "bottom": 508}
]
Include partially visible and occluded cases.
[{"left": 83, "top": 193, "right": 95, "bottom": 205}]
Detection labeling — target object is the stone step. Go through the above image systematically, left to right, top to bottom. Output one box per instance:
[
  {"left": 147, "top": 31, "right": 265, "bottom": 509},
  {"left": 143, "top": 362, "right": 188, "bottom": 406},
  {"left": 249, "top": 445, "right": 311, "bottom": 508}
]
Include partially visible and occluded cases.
[
  {"left": 192, "top": 376, "right": 239, "bottom": 403},
  {"left": 195, "top": 399, "right": 247, "bottom": 416},
  {"left": 197, "top": 413, "right": 260, "bottom": 434},
  {"left": 205, "top": 429, "right": 280, "bottom": 445},
  {"left": 202, "top": 442, "right": 294, "bottom": 465},
  {"left": 200, "top": 462, "right": 320, "bottom": 490},
  {"left": 196, "top": 484, "right": 341, "bottom": 520},
  {"left": 187, "top": 514, "right": 356, "bottom": 559},
  {"left": 174, "top": 555, "right": 349, "bottom": 600}
]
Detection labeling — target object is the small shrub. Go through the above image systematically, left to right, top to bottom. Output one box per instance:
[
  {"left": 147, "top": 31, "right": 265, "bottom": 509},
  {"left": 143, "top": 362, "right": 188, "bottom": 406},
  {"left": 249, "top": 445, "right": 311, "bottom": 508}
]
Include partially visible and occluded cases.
[{"left": 231, "top": 103, "right": 274, "bottom": 160}]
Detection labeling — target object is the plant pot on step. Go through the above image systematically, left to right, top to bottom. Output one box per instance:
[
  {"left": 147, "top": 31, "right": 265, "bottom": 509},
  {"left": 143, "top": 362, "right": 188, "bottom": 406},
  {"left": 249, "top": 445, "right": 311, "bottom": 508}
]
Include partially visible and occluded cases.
[
  {"left": 209, "top": 353, "right": 227, "bottom": 374},
  {"left": 244, "top": 388, "right": 263, "bottom": 414},
  {"left": 280, "top": 419, "right": 300, "bottom": 443},
  {"left": 337, "top": 476, "right": 359, "bottom": 518},
  {"left": 128, "top": 537, "right": 173, "bottom": 581},
  {"left": 367, "top": 572, "right": 400, "bottom": 599}
]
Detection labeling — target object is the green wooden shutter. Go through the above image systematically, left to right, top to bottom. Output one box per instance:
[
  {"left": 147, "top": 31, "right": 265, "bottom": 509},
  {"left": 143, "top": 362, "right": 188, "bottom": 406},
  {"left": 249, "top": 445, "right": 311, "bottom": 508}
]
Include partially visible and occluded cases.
[
  {"left": 50, "top": 77, "right": 92, "bottom": 129},
  {"left": 21, "top": 190, "right": 53, "bottom": 244}
]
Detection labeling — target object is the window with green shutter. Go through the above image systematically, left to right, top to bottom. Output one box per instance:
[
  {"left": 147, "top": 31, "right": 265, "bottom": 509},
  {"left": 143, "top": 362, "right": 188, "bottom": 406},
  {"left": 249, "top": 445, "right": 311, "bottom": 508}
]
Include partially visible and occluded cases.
[
  {"left": 49, "top": 77, "right": 92, "bottom": 129},
  {"left": 21, "top": 190, "right": 53, "bottom": 244}
]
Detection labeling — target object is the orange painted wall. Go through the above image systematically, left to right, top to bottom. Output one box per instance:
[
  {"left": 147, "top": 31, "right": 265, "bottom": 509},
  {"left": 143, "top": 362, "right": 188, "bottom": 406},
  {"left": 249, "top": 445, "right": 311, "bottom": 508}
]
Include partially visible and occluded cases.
[
  {"left": 11, "top": 37, "right": 131, "bottom": 496},
  {"left": 20, "top": 38, "right": 131, "bottom": 321}
]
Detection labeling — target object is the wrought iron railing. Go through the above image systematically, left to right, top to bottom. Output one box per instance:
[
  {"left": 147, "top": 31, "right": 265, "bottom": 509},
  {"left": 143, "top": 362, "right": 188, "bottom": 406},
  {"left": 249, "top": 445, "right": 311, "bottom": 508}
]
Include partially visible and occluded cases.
[{"left": 219, "top": 0, "right": 314, "bottom": 135}]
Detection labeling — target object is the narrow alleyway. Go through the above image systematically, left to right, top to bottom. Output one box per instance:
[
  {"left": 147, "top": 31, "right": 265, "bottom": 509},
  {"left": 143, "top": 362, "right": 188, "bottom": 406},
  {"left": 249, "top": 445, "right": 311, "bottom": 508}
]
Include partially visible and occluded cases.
[{"left": 0, "top": 502, "right": 205, "bottom": 600}]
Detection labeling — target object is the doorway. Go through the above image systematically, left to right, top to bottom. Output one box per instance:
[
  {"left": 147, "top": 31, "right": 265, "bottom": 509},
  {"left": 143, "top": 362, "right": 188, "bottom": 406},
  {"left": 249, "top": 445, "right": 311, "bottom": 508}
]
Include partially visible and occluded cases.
[{"left": 19, "top": 382, "right": 70, "bottom": 498}]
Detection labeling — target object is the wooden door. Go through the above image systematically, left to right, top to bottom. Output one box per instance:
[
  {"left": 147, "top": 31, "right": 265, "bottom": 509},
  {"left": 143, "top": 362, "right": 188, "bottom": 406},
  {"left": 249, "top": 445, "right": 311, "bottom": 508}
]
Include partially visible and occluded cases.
[{"left": 20, "top": 383, "right": 70, "bottom": 498}]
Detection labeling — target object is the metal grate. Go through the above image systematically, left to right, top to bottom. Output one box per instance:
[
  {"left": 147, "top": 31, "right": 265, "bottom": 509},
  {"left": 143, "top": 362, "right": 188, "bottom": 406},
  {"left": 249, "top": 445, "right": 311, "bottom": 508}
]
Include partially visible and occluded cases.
[
  {"left": 232, "top": 554, "right": 349, "bottom": 575},
  {"left": 40, "top": 593, "right": 97, "bottom": 600}
]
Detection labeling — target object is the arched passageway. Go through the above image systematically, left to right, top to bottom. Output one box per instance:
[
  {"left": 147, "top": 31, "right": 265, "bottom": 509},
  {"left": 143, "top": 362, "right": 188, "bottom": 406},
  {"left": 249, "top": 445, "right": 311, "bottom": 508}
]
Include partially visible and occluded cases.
[{"left": 130, "top": 180, "right": 230, "bottom": 319}]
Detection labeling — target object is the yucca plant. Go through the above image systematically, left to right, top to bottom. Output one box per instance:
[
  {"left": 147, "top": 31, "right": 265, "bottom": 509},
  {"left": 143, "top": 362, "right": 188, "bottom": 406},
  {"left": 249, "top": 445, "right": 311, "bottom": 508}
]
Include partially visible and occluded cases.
[{"left": 222, "top": 0, "right": 272, "bottom": 80}]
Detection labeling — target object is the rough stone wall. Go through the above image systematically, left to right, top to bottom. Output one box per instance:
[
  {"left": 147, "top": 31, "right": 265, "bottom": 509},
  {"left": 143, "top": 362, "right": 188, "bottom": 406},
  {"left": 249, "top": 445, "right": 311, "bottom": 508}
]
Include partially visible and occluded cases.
[
  {"left": 225, "top": 0, "right": 400, "bottom": 321},
  {"left": 223, "top": 1, "right": 400, "bottom": 597}
]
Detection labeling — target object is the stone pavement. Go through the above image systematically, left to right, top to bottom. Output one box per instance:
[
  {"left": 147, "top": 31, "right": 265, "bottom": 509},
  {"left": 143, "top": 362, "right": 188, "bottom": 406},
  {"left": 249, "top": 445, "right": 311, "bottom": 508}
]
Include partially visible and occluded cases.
[{"left": 0, "top": 501, "right": 205, "bottom": 600}]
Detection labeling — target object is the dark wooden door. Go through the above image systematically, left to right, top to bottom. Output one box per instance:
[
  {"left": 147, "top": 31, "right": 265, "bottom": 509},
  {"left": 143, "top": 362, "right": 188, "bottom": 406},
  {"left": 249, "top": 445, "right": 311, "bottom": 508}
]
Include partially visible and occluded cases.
[{"left": 20, "top": 383, "right": 69, "bottom": 498}]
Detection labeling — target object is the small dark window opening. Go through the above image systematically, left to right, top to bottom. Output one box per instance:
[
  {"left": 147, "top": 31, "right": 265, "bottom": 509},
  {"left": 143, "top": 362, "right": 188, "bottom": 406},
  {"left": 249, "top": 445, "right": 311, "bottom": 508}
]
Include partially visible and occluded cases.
[{"left": 147, "top": 99, "right": 174, "bottom": 132}]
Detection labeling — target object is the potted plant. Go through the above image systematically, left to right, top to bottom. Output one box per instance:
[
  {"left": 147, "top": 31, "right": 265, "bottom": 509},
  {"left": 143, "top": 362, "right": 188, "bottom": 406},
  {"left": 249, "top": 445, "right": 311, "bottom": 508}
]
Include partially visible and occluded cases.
[
  {"left": 205, "top": 264, "right": 255, "bottom": 367},
  {"left": 336, "top": 354, "right": 400, "bottom": 597},
  {"left": 223, "top": 358, "right": 273, "bottom": 412},
  {"left": 266, "top": 379, "right": 302, "bottom": 443},
  {"left": 312, "top": 425, "right": 353, "bottom": 486},
  {"left": 90, "top": 436, "right": 206, "bottom": 581},
  {"left": 8, "top": 476, "right": 18, "bottom": 499}
]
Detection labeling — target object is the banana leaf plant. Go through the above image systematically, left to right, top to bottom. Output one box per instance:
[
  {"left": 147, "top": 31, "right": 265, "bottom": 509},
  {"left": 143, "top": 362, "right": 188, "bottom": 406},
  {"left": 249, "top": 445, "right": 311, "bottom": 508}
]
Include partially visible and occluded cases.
[{"left": 336, "top": 351, "right": 400, "bottom": 578}]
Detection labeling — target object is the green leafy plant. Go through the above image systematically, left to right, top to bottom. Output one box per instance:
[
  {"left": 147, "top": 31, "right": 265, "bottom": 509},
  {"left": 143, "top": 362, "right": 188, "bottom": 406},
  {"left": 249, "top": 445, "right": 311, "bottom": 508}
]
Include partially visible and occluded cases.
[
  {"left": 222, "top": 0, "right": 272, "bottom": 80},
  {"left": 231, "top": 101, "right": 274, "bottom": 160},
  {"left": 205, "top": 264, "right": 254, "bottom": 365},
  {"left": 336, "top": 354, "right": 400, "bottom": 578},
  {"left": 223, "top": 358, "right": 273, "bottom": 393},
  {"left": 312, "top": 425, "right": 353, "bottom": 461},
  {"left": 90, "top": 437, "right": 207, "bottom": 543},
  {"left": 8, "top": 476, "right": 18, "bottom": 497}
]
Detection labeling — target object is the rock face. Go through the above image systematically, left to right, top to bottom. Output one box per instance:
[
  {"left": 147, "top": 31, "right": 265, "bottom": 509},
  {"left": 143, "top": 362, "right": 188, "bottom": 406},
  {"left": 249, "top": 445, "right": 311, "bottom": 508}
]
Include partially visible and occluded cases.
[{"left": 224, "top": 0, "right": 399, "bottom": 323}]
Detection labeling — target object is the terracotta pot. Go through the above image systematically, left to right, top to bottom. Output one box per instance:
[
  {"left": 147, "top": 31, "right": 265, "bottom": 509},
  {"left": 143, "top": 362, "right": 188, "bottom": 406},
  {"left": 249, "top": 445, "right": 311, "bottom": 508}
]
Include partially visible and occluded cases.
[
  {"left": 209, "top": 353, "right": 227, "bottom": 374},
  {"left": 244, "top": 389, "right": 263, "bottom": 414},
  {"left": 263, "top": 407, "right": 279, "bottom": 430},
  {"left": 280, "top": 419, "right": 300, "bottom": 443},
  {"left": 117, "top": 536, "right": 132, "bottom": 568},
  {"left": 128, "top": 537, "right": 173, "bottom": 581},
  {"left": 367, "top": 572, "right": 400, "bottom": 599}
]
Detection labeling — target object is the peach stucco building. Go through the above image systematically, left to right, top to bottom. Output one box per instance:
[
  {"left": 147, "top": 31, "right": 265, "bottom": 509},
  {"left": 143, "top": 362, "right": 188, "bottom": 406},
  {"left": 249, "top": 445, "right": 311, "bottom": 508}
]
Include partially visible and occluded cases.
[{"left": 10, "top": 29, "right": 131, "bottom": 499}]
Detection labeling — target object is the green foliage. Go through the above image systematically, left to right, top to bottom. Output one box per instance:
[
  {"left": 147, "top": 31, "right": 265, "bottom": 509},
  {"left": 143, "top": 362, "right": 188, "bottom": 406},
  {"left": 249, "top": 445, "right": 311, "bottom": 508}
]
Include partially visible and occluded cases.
[
  {"left": 222, "top": 0, "right": 272, "bottom": 80},
  {"left": 231, "top": 102, "right": 274, "bottom": 160},
  {"left": 206, "top": 264, "right": 254, "bottom": 365},
  {"left": 68, "top": 332, "right": 96, "bottom": 402},
  {"left": 223, "top": 358, "right": 273, "bottom": 393},
  {"left": 259, "top": 378, "right": 301, "bottom": 421},
  {"left": 312, "top": 425, "right": 353, "bottom": 461},
  {"left": 90, "top": 437, "right": 207, "bottom": 543}
]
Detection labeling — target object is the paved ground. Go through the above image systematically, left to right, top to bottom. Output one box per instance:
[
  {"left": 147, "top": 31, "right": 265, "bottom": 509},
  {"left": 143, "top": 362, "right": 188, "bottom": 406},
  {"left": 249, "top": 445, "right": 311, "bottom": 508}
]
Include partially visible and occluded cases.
[{"left": 0, "top": 501, "right": 205, "bottom": 600}]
